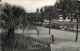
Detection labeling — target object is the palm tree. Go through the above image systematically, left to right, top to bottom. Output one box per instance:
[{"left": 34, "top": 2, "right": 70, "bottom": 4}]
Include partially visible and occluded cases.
[
  {"left": 1, "top": 2, "right": 41, "bottom": 51},
  {"left": 1, "top": 3, "right": 27, "bottom": 51}
]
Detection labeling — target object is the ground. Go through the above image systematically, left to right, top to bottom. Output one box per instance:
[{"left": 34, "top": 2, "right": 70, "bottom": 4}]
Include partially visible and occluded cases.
[
  {"left": 0, "top": 26, "right": 80, "bottom": 51},
  {"left": 15, "top": 26, "right": 80, "bottom": 42},
  {"left": 15, "top": 26, "right": 80, "bottom": 51},
  {"left": 51, "top": 41, "right": 80, "bottom": 51}
]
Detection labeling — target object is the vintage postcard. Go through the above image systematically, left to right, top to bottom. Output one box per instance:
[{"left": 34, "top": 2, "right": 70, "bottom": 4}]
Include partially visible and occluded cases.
[{"left": 0, "top": 0, "right": 80, "bottom": 51}]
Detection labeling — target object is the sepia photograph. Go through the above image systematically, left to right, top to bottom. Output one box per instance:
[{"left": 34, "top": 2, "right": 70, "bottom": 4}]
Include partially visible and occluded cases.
[{"left": 0, "top": 0, "right": 80, "bottom": 51}]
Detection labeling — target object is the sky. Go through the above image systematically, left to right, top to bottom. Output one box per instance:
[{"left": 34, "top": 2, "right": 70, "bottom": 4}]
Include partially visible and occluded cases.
[{"left": 2, "top": 0, "right": 57, "bottom": 13}]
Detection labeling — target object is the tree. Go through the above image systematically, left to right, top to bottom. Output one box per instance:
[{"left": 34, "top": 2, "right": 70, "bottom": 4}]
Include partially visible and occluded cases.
[
  {"left": 57, "top": 1, "right": 80, "bottom": 41},
  {"left": 1, "top": 3, "right": 26, "bottom": 48},
  {"left": 43, "top": 4, "right": 59, "bottom": 34},
  {"left": 43, "top": 6, "right": 52, "bottom": 34},
  {"left": 40, "top": 8, "right": 44, "bottom": 24}
]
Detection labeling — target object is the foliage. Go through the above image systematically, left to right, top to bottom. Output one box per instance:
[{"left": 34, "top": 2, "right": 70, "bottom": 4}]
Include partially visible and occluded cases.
[
  {"left": 57, "top": 1, "right": 80, "bottom": 21},
  {"left": 1, "top": 3, "right": 26, "bottom": 29},
  {"left": 1, "top": 3, "right": 27, "bottom": 48},
  {"left": 43, "top": 3, "right": 59, "bottom": 20}
]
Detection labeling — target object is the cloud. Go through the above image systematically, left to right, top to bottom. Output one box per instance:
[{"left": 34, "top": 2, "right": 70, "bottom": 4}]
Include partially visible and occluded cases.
[{"left": 2, "top": 0, "right": 56, "bottom": 13}]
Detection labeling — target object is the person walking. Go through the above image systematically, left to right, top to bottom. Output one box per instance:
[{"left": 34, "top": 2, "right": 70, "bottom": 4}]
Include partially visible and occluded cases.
[{"left": 51, "top": 35, "right": 55, "bottom": 43}]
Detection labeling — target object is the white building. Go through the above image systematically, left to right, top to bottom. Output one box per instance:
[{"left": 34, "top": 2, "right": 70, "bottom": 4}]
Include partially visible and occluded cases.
[
  {"left": 59, "top": 17, "right": 64, "bottom": 21},
  {"left": 64, "top": 17, "right": 71, "bottom": 22},
  {"left": 44, "top": 19, "right": 49, "bottom": 23}
]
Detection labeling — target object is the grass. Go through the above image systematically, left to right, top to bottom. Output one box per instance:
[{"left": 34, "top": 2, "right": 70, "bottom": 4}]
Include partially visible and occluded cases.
[{"left": 0, "top": 32, "right": 51, "bottom": 51}]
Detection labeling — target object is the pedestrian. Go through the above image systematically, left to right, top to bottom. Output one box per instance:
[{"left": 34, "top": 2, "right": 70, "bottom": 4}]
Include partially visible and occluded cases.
[{"left": 51, "top": 35, "right": 55, "bottom": 43}]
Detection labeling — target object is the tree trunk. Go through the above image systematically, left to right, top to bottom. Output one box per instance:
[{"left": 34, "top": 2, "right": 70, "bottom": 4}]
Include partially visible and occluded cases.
[
  {"left": 49, "top": 20, "right": 51, "bottom": 34},
  {"left": 75, "top": 20, "right": 78, "bottom": 41},
  {"left": 1, "top": 27, "right": 15, "bottom": 51},
  {"left": 6, "top": 27, "right": 15, "bottom": 47},
  {"left": 22, "top": 27, "right": 25, "bottom": 34},
  {"left": 37, "top": 30, "right": 39, "bottom": 36},
  {"left": 1, "top": 40, "right": 5, "bottom": 51}
]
